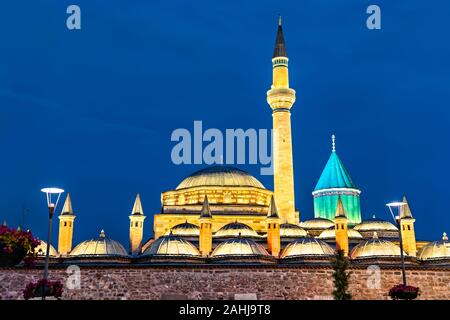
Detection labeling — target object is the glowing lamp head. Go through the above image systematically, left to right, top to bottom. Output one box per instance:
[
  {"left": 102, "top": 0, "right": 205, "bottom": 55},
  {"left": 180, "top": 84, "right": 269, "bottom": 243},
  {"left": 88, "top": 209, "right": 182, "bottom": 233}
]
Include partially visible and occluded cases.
[
  {"left": 41, "top": 187, "right": 64, "bottom": 209},
  {"left": 386, "top": 202, "right": 406, "bottom": 208}
]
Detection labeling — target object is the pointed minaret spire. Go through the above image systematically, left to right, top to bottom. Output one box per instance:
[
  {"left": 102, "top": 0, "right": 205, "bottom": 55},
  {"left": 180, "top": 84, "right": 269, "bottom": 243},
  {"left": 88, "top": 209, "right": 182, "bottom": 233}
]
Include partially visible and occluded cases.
[
  {"left": 273, "top": 15, "right": 287, "bottom": 58},
  {"left": 332, "top": 134, "right": 336, "bottom": 152},
  {"left": 60, "top": 193, "right": 74, "bottom": 215},
  {"left": 131, "top": 194, "right": 144, "bottom": 215},
  {"left": 200, "top": 195, "right": 212, "bottom": 218},
  {"left": 267, "top": 195, "right": 279, "bottom": 218},
  {"left": 335, "top": 196, "right": 346, "bottom": 218},
  {"left": 400, "top": 196, "right": 413, "bottom": 218}
]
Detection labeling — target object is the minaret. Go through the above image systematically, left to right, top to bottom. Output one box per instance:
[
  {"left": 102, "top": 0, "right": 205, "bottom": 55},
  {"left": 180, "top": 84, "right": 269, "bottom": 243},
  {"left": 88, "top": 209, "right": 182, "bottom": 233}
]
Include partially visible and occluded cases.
[
  {"left": 267, "top": 16, "right": 297, "bottom": 224},
  {"left": 57, "top": 193, "right": 76, "bottom": 255},
  {"left": 129, "top": 194, "right": 146, "bottom": 255},
  {"left": 199, "top": 195, "right": 213, "bottom": 256},
  {"left": 266, "top": 195, "right": 281, "bottom": 257},
  {"left": 334, "top": 195, "right": 349, "bottom": 256},
  {"left": 399, "top": 196, "right": 417, "bottom": 257}
]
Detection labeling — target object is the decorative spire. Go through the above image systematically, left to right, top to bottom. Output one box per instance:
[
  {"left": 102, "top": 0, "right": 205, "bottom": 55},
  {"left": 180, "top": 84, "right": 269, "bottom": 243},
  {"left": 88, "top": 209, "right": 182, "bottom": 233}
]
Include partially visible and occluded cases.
[
  {"left": 273, "top": 15, "right": 287, "bottom": 58},
  {"left": 331, "top": 134, "right": 336, "bottom": 152},
  {"left": 60, "top": 193, "right": 74, "bottom": 215},
  {"left": 131, "top": 194, "right": 144, "bottom": 215},
  {"left": 200, "top": 195, "right": 212, "bottom": 218},
  {"left": 267, "top": 195, "right": 280, "bottom": 219},
  {"left": 335, "top": 196, "right": 346, "bottom": 218},
  {"left": 400, "top": 196, "right": 413, "bottom": 218},
  {"left": 99, "top": 229, "right": 105, "bottom": 238},
  {"left": 372, "top": 231, "right": 379, "bottom": 239},
  {"left": 443, "top": 232, "right": 448, "bottom": 241}
]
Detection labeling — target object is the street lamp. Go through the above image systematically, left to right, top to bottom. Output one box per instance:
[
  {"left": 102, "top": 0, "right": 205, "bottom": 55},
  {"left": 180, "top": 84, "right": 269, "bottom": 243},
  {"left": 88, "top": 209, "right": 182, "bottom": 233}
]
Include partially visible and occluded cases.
[
  {"left": 40, "top": 187, "right": 64, "bottom": 300},
  {"left": 386, "top": 201, "right": 407, "bottom": 286}
]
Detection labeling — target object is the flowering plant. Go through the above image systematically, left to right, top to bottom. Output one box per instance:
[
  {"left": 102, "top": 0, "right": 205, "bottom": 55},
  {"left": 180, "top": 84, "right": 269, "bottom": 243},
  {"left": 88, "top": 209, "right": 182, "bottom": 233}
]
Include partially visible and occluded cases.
[
  {"left": 0, "top": 225, "right": 41, "bottom": 267},
  {"left": 23, "top": 278, "right": 63, "bottom": 300},
  {"left": 388, "top": 284, "right": 420, "bottom": 300}
]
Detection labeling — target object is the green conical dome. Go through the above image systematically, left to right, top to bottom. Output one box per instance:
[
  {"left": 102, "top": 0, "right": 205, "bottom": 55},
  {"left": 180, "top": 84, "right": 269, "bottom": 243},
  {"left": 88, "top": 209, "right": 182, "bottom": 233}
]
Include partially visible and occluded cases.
[
  {"left": 312, "top": 136, "right": 362, "bottom": 225},
  {"left": 314, "top": 152, "right": 356, "bottom": 191}
]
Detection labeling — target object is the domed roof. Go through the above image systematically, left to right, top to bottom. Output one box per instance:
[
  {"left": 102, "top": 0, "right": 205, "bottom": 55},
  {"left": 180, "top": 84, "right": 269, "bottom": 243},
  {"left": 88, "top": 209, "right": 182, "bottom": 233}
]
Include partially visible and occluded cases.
[
  {"left": 314, "top": 151, "right": 357, "bottom": 191},
  {"left": 176, "top": 166, "right": 265, "bottom": 190},
  {"left": 353, "top": 216, "right": 398, "bottom": 232},
  {"left": 299, "top": 218, "right": 334, "bottom": 230},
  {"left": 165, "top": 221, "right": 199, "bottom": 237},
  {"left": 214, "top": 221, "right": 259, "bottom": 238},
  {"left": 280, "top": 223, "right": 308, "bottom": 237},
  {"left": 318, "top": 227, "right": 363, "bottom": 240},
  {"left": 70, "top": 230, "right": 128, "bottom": 257},
  {"left": 350, "top": 233, "right": 404, "bottom": 259},
  {"left": 417, "top": 233, "right": 450, "bottom": 261},
  {"left": 143, "top": 234, "right": 200, "bottom": 256},
  {"left": 211, "top": 237, "right": 268, "bottom": 257},
  {"left": 281, "top": 237, "right": 334, "bottom": 258},
  {"left": 36, "top": 241, "right": 58, "bottom": 257}
]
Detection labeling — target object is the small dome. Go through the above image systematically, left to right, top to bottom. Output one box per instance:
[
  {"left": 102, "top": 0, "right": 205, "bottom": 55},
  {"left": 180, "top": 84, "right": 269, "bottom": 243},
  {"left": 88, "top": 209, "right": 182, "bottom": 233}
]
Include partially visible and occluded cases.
[
  {"left": 176, "top": 166, "right": 265, "bottom": 190},
  {"left": 353, "top": 216, "right": 398, "bottom": 232},
  {"left": 299, "top": 218, "right": 334, "bottom": 230},
  {"left": 165, "top": 221, "right": 199, "bottom": 237},
  {"left": 214, "top": 221, "right": 259, "bottom": 238},
  {"left": 280, "top": 223, "right": 308, "bottom": 237},
  {"left": 318, "top": 227, "right": 363, "bottom": 240},
  {"left": 70, "top": 230, "right": 128, "bottom": 257},
  {"left": 350, "top": 233, "right": 404, "bottom": 259},
  {"left": 418, "top": 233, "right": 450, "bottom": 261},
  {"left": 143, "top": 234, "right": 200, "bottom": 256},
  {"left": 211, "top": 237, "right": 268, "bottom": 257},
  {"left": 281, "top": 238, "right": 334, "bottom": 258},
  {"left": 35, "top": 241, "right": 58, "bottom": 257}
]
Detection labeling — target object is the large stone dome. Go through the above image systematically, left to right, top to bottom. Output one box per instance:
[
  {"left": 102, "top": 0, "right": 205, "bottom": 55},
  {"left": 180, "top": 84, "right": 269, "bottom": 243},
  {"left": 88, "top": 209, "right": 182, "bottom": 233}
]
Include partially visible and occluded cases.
[
  {"left": 176, "top": 166, "right": 265, "bottom": 190},
  {"left": 165, "top": 221, "right": 199, "bottom": 237},
  {"left": 214, "top": 221, "right": 259, "bottom": 238},
  {"left": 70, "top": 230, "right": 128, "bottom": 257},
  {"left": 350, "top": 233, "right": 404, "bottom": 259},
  {"left": 417, "top": 233, "right": 449, "bottom": 261},
  {"left": 143, "top": 234, "right": 200, "bottom": 256},
  {"left": 211, "top": 237, "right": 268, "bottom": 257},
  {"left": 281, "top": 238, "right": 334, "bottom": 258},
  {"left": 36, "top": 241, "right": 58, "bottom": 257}
]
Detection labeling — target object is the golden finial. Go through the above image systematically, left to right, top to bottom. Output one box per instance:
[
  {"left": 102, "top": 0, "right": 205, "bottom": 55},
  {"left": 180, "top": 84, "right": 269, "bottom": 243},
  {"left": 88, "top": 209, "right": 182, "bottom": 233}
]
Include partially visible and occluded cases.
[
  {"left": 332, "top": 134, "right": 336, "bottom": 152},
  {"left": 99, "top": 229, "right": 105, "bottom": 238},
  {"left": 372, "top": 231, "right": 379, "bottom": 239},
  {"left": 443, "top": 232, "right": 448, "bottom": 241}
]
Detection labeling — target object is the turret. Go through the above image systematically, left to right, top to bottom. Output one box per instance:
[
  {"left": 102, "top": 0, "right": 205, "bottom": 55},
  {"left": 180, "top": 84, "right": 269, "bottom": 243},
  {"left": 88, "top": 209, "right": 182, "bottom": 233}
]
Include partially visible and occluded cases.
[
  {"left": 57, "top": 193, "right": 76, "bottom": 255},
  {"left": 129, "top": 194, "right": 146, "bottom": 255},
  {"left": 199, "top": 195, "right": 213, "bottom": 256},
  {"left": 266, "top": 195, "right": 281, "bottom": 257},
  {"left": 334, "top": 195, "right": 349, "bottom": 256},
  {"left": 399, "top": 196, "right": 417, "bottom": 257}
]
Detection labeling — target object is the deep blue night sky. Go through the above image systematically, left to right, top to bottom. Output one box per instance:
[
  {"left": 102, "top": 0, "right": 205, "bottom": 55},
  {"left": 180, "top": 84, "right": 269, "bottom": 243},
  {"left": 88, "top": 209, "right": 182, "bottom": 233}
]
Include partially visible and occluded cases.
[{"left": 0, "top": 1, "right": 449, "bottom": 246}]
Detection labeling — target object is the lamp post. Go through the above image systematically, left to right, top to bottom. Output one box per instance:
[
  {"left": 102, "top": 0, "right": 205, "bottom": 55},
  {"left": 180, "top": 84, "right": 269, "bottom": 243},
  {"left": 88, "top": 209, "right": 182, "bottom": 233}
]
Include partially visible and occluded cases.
[
  {"left": 40, "top": 187, "right": 64, "bottom": 300},
  {"left": 386, "top": 201, "right": 407, "bottom": 286}
]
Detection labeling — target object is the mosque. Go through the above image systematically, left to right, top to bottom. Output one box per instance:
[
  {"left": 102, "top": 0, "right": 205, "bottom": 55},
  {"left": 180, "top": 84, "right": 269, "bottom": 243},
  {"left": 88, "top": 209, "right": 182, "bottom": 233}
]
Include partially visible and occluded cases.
[{"left": 35, "top": 17, "right": 449, "bottom": 266}]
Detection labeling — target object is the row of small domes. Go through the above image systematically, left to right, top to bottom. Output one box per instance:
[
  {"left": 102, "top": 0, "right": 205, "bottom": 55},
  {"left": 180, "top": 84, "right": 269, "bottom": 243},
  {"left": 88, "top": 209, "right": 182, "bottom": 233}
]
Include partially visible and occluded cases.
[{"left": 37, "top": 229, "right": 449, "bottom": 261}]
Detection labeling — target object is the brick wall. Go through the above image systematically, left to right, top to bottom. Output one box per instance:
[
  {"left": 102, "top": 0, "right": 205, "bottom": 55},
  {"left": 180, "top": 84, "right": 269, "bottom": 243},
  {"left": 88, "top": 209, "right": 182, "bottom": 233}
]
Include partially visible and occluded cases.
[{"left": 0, "top": 266, "right": 449, "bottom": 300}]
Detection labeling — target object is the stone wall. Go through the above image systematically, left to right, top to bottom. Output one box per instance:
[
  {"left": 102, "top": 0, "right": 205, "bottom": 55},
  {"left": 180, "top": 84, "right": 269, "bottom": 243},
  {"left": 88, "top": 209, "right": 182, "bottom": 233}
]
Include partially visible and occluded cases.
[{"left": 0, "top": 265, "right": 449, "bottom": 300}]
